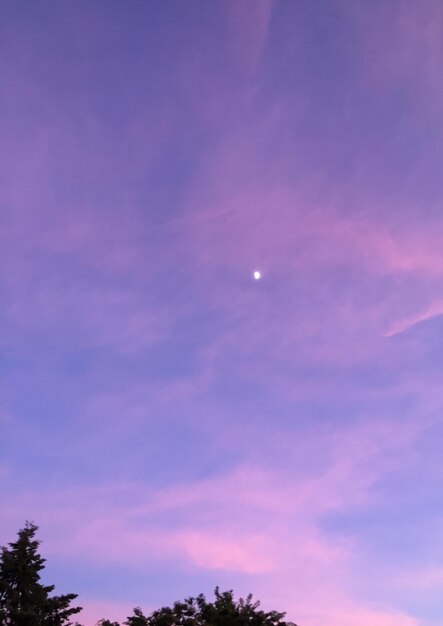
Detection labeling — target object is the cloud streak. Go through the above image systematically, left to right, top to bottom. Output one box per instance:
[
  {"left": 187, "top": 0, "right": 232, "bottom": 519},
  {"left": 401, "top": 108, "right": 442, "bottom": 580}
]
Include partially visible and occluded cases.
[{"left": 1, "top": 2, "right": 443, "bottom": 625}]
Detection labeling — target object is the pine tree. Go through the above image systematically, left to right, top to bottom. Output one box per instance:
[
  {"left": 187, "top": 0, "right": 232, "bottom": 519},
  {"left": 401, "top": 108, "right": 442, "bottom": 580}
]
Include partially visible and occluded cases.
[{"left": 0, "top": 522, "right": 82, "bottom": 626}]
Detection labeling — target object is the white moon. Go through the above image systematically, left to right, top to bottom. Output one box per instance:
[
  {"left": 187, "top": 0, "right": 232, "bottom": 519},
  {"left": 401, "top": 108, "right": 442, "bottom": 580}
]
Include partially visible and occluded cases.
[{"left": 253, "top": 271, "right": 261, "bottom": 280}]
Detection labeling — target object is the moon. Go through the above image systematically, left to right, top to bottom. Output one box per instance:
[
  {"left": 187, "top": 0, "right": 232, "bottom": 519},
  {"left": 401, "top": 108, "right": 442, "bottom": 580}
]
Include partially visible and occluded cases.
[{"left": 253, "top": 271, "right": 261, "bottom": 280}]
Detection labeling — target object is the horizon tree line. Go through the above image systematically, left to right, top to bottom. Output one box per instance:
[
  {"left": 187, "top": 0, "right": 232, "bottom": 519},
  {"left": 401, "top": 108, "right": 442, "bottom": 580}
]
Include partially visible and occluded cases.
[{"left": 0, "top": 523, "right": 298, "bottom": 626}]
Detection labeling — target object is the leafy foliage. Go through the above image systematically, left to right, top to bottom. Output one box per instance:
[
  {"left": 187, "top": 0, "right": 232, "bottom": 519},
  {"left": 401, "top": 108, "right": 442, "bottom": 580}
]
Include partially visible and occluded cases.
[
  {"left": 0, "top": 522, "right": 82, "bottom": 626},
  {"left": 0, "top": 525, "right": 298, "bottom": 626},
  {"left": 119, "top": 588, "right": 297, "bottom": 626}
]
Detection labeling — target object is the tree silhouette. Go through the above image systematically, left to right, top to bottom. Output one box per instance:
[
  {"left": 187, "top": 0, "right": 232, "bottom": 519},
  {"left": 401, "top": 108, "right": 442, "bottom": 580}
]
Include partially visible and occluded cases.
[
  {"left": 0, "top": 522, "right": 82, "bottom": 626},
  {"left": 1, "top": 524, "right": 298, "bottom": 626},
  {"left": 119, "top": 588, "right": 297, "bottom": 626}
]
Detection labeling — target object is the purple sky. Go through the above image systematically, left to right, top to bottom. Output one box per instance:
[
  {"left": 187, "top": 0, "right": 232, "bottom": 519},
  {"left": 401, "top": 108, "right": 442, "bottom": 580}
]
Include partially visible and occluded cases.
[{"left": 1, "top": 2, "right": 443, "bottom": 625}]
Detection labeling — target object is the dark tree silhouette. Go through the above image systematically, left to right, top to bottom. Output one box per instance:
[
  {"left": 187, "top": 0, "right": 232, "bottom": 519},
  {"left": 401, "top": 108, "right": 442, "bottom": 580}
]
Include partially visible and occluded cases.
[
  {"left": 0, "top": 522, "right": 82, "bottom": 626},
  {"left": 1, "top": 524, "right": 298, "bottom": 626},
  {"left": 119, "top": 587, "right": 297, "bottom": 626},
  {"left": 125, "top": 607, "right": 150, "bottom": 626}
]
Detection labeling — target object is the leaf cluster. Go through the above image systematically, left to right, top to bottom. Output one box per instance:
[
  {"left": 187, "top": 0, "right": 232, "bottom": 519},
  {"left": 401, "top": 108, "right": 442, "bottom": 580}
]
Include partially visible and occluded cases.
[
  {"left": 0, "top": 525, "right": 298, "bottom": 626},
  {"left": 114, "top": 588, "right": 297, "bottom": 626}
]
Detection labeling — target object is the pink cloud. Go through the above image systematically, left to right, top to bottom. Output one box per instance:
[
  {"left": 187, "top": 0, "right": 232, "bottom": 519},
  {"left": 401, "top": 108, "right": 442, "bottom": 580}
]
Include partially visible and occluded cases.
[
  {"left": 1, "top": 4, "right": 440, "bottom": 625},
  {"left": 171, "top": 152, "right": 443, "bottom": 377},
  {"left": 183, "top": 181, "right": 443, "bottom": 281},
  {"left": 384, "top": 299, "right": 443, "bottom": 336},
  {"left": 0, "top": 414, "right": 429, "bottom": 626},
  {"left": 177, "top": 531, "right": 273, "bottom": 573},
  {"left": 291, "top": 603, "right": 421, "bottom": 626}
]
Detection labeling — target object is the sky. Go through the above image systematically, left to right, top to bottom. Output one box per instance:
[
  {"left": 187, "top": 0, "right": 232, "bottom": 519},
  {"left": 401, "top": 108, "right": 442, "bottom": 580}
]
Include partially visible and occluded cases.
[{"left": 1, "top": 1, "right": 443, "bottom": 624}]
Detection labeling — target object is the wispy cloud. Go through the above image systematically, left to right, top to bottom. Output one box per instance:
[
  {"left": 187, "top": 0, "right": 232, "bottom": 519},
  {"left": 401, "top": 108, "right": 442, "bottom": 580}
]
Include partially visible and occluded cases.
[
  {"left": 1, "top": 2, "right": 443, "bottom": 625},
  {"left": 0, "top": 414, "right": 431, "bottom": 624}
]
